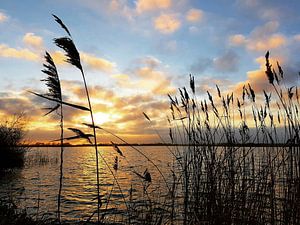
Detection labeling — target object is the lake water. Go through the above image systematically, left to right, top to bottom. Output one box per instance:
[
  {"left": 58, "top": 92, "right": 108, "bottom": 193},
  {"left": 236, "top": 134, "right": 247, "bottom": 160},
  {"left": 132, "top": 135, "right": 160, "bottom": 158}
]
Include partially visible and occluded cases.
[
  {"left": 0, "top": 145, "right": 298, "bottom": 224},
  {"left": 0, "top": 146, "right": 175, "bottom": 223}
]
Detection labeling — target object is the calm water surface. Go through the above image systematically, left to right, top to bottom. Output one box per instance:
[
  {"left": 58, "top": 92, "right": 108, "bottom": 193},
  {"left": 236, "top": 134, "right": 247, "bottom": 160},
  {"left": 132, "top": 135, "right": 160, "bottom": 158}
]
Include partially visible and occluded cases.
[
  {"left": 0, "top": 146, "right": 175, "bottom": 223},
  {"left": 1, "top": 146, "right": 296, "bottom": 224}
]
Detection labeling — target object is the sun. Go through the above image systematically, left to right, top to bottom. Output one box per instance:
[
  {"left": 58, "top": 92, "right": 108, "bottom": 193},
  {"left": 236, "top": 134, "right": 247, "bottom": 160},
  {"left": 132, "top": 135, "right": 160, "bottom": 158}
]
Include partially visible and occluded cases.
[
  {"left": 88, "top": 112, "right": 122, "bottom": 126},
  {"left": 93, "top": 112, "right": 111, "bottom": 125}
]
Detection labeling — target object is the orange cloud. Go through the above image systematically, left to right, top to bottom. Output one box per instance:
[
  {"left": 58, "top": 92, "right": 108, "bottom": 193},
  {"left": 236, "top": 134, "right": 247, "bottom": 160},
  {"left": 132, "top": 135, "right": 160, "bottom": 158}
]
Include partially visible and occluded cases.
[
  {"left": 136, "top": 0, "right": 172, "bottom": 13},
  {"left": 186, "top": 9, "right": 203, "bottom": 22},
  {"left": 0, "top": 12, "right": 8, "bottom": 23},
  {"left": 154, "top": 14, "right": 181, "bottom": 34},
  {"left": 229, "top": 22, "right": 287, "bottom": 52},
  {"left": 23, "top": 33, "right": 44, "bottom": 50},
  {"left": 229, "top": 34, "right": 246, "bottom": 46},
  {"left": 247, "top": 34, "right": 286, "bottom": 51},
  {"left": 0, "top": 35, "right": 115, "bottom": 73},
  {"left": 0, "top": 44, "right": 39, "bottom": 61},
  {"left": 51, "top": 51, "right": 116, "bottom": 73},
  {"left": 51, "top": 51, "right": 65, "bottom": 65},
  {"left": 81, "top": 53, "right": 116, "bottom": 73},
  {"left": 191, "top": 54, "right": 288, "bottom": 110},
  {"left": 230, "top": 55, "right": 287, "bottom": 97},
  {"left": 112, "top": 63, "right": 175, "bottom": 95},
  {"left": 136, "top": 67, "right": 176, "bottom": 95},
  {"left": 0, "top": 80, "right": 172, "bottom": 144},
  {"left": 0, "top": 86, "right": 172, "bottom": 144}
]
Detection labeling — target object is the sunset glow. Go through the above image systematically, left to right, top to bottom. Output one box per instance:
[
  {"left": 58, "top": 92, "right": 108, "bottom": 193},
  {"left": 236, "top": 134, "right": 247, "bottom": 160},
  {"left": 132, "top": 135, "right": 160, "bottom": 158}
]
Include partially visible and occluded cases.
[
  {"left": 0, "top": 0, "right": 300, "bottom": 143},
  {"left": 1, "top": 2, "right": 300, "bottom": 224}
]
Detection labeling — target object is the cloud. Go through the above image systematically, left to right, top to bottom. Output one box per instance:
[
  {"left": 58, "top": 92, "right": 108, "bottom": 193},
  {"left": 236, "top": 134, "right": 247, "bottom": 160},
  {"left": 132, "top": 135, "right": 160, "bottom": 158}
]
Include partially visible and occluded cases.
[
  {"left": 108, "top": 0, "right": 136, "bottom": 21},
  {"left": 136, "top": 0, "right": 172, "bottom": 13},
  {"left": 235, "top": 0, "right": 282, "bottom": 21},
  {"left": 186, "top": 9, "right": 203, "bottom": 22},
  {"left": 0, "top": 12, "right": 8, "bottom": 23},
  {"left": 154, "top": 14, "right": 181, "bottom": 34},
  {"left": 229, "top": 21, "right": 287, "bottom": 52},
  {"left": 252, "top": 21, "right": 279, "bottom": 35},
  {"left": 189, "top": 26, "right": 199, "bottom": 34},
  {"left": 0, "top": 33, "right": 115, "bottom": 73},
  {"left": 23, "top": 33, "right": 44, "bottom": 50},
  {"left": 229, "top": 34, "right": 246, "bottom": 46},
  {"left": 247, "top": 34, "right": 286, "bottom": 51},
  {"left": 293, "top": 34, "right": 300, "bottom": 42},
  {"left": 0, "top": 41, "right": 115, "bottom": 74},
  {"left": 0, "top": 44, "right": 39, "bottom": 61},
  {"left": 51, "top": 50, "right": 116, "bottom": 73},
  {"left": 190, "top": 50, "right": 239, "bottom": 73},
  {"left": 213, "top": 50, "right": 239, "bottom": 72},
  {"left": 51, "top": 51, "right": 65, "bottom": 65},
  {"left": 80, "top": 52, "right": 116, "bottom": 73},
  {"left": 190, "top": 52, "right": 299, "bottom": 115},
  {"left": 226, "top": 54, "right": 300, "bottom": 102},
  {"left": 138, "top": 56, "right": 161, "bottom": 68},
  {"left": 229, "top": 57, "right": 279, "bottom": 96},
  {"left": 190, "top": 58, "right": 212, "bottom": 73},
  {"left": 112, "top": 59, "right": 176, "bottom": 95},
  {"left": 135, "top": 67, "right": 175, "bottom": 94},
  {"left": 112, "top": 73, "right": 130, "bottom": 83},
  {"left": 0, "top": 75, "right": 172, "bottom": 143},
  {"left": 194, "top": 77, "right": 233, "bottom": 95},
  {"left": 67, "top": 82, "right": 116, "bottom": 102},
  {"left": 0, "top": 95, "right": 37, "bottom": 116}
]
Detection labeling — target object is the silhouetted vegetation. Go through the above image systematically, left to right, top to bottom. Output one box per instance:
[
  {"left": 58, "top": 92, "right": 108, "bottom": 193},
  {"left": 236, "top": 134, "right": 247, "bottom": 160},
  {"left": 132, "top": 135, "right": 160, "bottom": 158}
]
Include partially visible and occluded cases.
[
  {"left": 2, "top": 15, "right": 299, "bottom": 225},
  {"left": 32, "top": 50, "right": 65, "bottom": 223},
  {"left": 165, "top": 51, "right": 300, "bottom": 224},
  {"left": 0, "top": 114, "right": 28, "bottom": 169},
  {"left": 0, "top": 200, "right": 48, "bottom": 225}
]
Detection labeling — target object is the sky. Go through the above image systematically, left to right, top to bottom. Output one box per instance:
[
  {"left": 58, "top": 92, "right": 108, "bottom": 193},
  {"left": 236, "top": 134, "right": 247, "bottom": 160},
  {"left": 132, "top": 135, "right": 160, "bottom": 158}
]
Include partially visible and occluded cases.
[{"left": 0, "top": 0, "right": 300, "bottom": 143}]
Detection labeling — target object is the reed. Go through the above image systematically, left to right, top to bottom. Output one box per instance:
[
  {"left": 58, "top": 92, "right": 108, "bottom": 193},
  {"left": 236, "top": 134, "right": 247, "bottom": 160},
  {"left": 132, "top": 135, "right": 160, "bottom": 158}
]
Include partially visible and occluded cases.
[
  {"left": 50, "top": 14, "right": 103, "bottom": 224},
  {"left": 25, "top": 16, "right": 300, "bottom": 224},
  {"left": 30, "top": 51, "right": 65, "bottom": 223},
  {"left": 165, "top": 51, "right": 300, "bottom": 224}
]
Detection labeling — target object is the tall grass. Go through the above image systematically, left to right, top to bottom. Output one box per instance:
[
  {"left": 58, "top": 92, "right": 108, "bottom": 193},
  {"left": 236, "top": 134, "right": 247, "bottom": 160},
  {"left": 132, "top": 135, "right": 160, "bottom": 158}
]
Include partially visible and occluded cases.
[
  {"left": 52, "top": 15, "right": 102, "bottom": 223},
  {"left": 25, "top": 16, "right": 299, "bottom": 224},
  {"left": 30, "top": 34, "right": 91, "bottom": 223},
  {"left": 31, "top": 51, "right": 65, "bottom": 223},
  {"left": 166, "top": 51, "right": 300, "bottom": 224}
]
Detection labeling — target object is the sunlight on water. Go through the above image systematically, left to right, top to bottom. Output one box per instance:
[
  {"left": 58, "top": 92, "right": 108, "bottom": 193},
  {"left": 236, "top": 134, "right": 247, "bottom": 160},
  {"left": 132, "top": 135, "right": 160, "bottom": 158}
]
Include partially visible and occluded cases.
[
  {"left": 0, "top": 146, "right": 174, "bottom": 222},
  {"left": 1, "top": 146, "right": 297, "bottom": 224}
]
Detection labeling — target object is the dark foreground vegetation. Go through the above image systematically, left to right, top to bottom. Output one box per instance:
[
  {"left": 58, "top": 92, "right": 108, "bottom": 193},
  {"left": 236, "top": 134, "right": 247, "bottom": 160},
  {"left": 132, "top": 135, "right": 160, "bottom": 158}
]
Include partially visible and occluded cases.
[
  {"left": 1, "top": 15, "right": 299, "bottom": 225},
  {"left": 166, "top": 56, "right": 300, "bottom": 224},
  {"left": 0, "top": 114, "right": 28, "bottom": 170},
  {"left": 0, "top": 200, "right": 47, "bottom": 225}
]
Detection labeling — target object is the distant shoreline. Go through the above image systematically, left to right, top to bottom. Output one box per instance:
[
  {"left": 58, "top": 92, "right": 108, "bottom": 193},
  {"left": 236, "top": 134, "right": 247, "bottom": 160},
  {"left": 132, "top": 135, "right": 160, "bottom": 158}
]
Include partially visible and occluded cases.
[{"left": 13, "top": 143, "right": 300, "bottom": 147}]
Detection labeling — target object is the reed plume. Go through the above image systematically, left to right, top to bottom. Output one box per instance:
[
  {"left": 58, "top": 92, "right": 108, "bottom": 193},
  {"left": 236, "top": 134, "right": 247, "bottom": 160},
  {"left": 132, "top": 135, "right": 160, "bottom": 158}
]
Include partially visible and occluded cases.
[
  {"left": 52, "top": 14, "right": 101, "bottom": 224},
  {"left": 31, "top": 51, "right": 64, "bottom": 223}
]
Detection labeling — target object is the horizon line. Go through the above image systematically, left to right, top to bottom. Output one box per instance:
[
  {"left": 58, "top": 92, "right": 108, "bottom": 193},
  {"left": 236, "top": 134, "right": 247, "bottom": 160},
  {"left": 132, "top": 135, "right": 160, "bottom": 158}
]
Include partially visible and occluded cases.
[{"left": 12, "top": 143, "right": 300, "bottom": 148}]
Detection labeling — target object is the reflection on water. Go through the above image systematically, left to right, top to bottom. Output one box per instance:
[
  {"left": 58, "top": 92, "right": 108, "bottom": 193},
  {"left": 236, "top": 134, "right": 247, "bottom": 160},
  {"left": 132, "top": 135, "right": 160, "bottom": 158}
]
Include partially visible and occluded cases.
[
  {"left": 0, "top": 146, "right": 174, "bottom": 223},
  {"left": 1, "top": 146, "right": 298, "bottom": 224}
]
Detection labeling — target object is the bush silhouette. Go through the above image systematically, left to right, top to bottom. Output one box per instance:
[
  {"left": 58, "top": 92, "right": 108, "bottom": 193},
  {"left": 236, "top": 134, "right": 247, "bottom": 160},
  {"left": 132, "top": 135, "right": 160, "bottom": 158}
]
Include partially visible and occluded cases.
[{"left": 0, "top": 116, "right": 27, "bottom": 169}]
